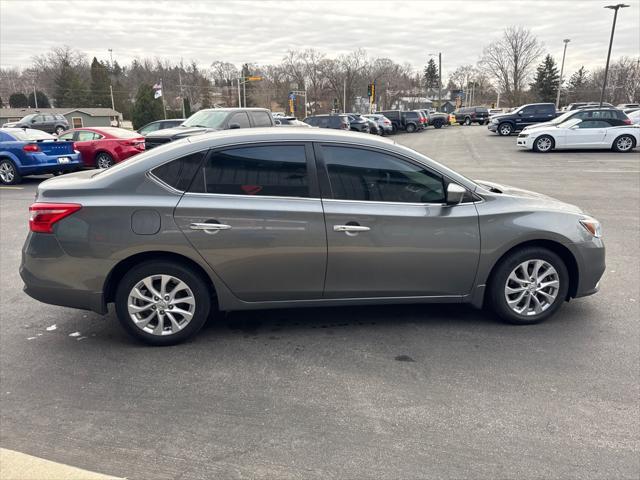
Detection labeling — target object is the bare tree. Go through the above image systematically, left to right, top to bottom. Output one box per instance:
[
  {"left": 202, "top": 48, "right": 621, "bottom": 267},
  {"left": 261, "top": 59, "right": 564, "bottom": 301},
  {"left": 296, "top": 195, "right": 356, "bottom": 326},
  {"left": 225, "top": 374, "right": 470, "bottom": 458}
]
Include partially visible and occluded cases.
[{"left": 480, "top": 26, "right": 543, "bottom": 106}]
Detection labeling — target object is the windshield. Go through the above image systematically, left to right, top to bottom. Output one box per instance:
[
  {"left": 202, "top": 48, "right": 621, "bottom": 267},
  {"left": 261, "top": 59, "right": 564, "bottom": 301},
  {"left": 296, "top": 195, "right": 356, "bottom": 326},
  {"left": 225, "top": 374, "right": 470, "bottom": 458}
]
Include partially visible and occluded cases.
[
  {"left": 182, "top": 110, "right": 228, "bottom": 128},
  {"left": 550, "top": 110, "right": 577, "bottom": 125},
  {"left": 19, "top": 114, "right": 36, "bottom": 123},
  {"left": 5, "top": 128, "right": 54, "bottom": 141}
]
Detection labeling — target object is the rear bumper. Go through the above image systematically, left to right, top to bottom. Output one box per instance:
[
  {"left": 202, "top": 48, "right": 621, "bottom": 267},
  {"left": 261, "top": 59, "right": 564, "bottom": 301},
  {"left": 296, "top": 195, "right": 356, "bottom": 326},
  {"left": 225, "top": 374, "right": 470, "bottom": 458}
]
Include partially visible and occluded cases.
[
  {"left": 19, "top": 152, "right": 82, "bottom": 175},
  {"left": 20, "top": 232, "right": 108, "bottom": 314}
]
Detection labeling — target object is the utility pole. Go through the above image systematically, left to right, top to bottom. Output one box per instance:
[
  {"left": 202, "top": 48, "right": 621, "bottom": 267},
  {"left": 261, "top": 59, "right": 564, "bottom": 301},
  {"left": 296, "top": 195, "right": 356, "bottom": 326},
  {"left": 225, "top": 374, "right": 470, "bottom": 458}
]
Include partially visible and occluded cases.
[
  {"left": 600, "top": 4, "right": 629, "bottom": 106},
  {"left": 556, "top": 39, "right": 571, "bottom": 108},
  {"left": 108, "top": 48, "right": 113, "bottom": 66},
  {"left": 438, "top": 52, "right": 442, "bottom": 111},
  {"left": 179, "top": 71, "right": 186, "bottom": 118},
  {"left": 160, "top": 78, "right": 167, "bottom": 119},
  {"left": 237, "top": 78, "right": 242, "bottom": 107},
  {"left": 343, "top": 78, "right": 347, "bottom": 113},
  {"left": 33, "top": 84, "right": 38, "bottom": 109},
  {"left": 109, "top": 85, "right": 115, "bottom": 110}
]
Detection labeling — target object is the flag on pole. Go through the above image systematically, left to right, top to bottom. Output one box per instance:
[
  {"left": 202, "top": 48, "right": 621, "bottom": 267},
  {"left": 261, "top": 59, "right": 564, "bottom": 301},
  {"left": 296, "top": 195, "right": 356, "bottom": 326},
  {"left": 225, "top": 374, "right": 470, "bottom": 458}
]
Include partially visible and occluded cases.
[{"left": 153, "top": 81, "right": 162, "bottom": 99}]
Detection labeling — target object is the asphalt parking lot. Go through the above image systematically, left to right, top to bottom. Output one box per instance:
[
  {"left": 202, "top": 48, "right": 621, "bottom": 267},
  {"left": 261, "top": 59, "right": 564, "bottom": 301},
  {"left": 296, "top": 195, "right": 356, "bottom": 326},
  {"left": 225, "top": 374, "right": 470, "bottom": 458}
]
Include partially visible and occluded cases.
[{"left": 1, "top": 125, "right": 638, "bottom": 479}]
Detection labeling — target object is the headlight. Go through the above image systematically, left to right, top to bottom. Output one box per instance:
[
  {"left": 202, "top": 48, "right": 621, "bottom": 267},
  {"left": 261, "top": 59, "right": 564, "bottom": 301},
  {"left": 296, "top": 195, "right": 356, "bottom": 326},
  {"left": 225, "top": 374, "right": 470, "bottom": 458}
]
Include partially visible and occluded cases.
[
  {"left": 491, "top": 118, "right": 499, "bottom": 123},
  {"left": 519, "top": 134, "right": 529, "bottom": 138},
  {"left": 579, "top": 216, "right": 602, "bottom": 238}
]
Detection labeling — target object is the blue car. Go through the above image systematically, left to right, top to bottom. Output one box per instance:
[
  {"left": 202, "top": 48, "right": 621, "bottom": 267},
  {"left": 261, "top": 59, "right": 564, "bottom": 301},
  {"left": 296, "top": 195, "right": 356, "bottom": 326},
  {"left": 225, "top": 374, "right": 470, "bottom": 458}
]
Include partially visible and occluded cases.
[{"left": 0, "top": 128, "right": 82, "bottom": 185}]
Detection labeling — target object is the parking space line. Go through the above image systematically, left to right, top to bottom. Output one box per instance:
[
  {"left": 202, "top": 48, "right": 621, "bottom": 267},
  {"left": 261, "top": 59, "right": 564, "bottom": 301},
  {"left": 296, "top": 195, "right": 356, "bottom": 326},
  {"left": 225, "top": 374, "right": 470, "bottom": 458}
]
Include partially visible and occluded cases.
[
  {"left": 584, "top": 170, "right": 640, "bottom": 173},
  {"left": 0, "top": 186, "right": 24, "bottom": 190}
]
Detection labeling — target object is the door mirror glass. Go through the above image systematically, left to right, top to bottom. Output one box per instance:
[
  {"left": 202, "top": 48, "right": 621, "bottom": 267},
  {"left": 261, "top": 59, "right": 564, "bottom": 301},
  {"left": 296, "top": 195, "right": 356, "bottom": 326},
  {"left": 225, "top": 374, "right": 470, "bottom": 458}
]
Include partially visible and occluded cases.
[{"left": 446, "top": 183, "right": 466, "bottom": 205}]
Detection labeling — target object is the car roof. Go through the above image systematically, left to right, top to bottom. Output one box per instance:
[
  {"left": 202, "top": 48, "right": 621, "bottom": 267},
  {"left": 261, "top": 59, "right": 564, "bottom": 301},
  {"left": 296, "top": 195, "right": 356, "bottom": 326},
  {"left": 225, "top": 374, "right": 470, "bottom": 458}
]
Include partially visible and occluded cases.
[{"left": 186, "top": 126, "right": 394, "bottom": 148}]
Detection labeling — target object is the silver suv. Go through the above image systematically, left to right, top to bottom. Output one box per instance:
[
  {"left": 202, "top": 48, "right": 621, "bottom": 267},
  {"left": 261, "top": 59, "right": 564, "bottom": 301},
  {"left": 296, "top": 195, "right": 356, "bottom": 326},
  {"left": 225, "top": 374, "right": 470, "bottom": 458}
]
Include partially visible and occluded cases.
[{"left": 20, "top": 129, "right": 605, "bottom": 345}]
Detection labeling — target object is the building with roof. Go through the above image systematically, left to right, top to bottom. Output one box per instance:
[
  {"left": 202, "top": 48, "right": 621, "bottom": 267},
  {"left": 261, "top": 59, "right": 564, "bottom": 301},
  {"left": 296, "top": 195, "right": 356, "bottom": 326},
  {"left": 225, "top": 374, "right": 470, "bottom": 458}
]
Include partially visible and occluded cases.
[{"left": 0, "top": 108, "right": 122, "bottom": 128}]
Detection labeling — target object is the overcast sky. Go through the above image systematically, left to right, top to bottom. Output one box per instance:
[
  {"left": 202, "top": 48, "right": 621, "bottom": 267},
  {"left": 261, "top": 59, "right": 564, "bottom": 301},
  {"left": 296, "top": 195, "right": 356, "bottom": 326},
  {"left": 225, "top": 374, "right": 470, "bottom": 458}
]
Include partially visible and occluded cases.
[{"left": 1, "top": 0, "right": 639, "bottom": 77}]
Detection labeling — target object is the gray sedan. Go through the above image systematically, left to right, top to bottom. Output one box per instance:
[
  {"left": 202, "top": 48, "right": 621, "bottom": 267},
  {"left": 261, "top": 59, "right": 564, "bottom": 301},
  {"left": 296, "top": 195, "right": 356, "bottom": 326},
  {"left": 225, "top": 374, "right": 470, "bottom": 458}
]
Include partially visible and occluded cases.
[{"left": 20, "top": 128, "right": 605, "bottom": 345}]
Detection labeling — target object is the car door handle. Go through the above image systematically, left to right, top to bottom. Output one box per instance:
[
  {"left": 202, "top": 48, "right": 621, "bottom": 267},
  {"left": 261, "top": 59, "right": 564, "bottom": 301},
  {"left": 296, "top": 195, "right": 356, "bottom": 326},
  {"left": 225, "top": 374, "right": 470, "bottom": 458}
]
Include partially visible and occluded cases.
[
  {"left": 190, "top": 222, "right": 232, "bottom": 231},
  {"left": 333, "top": 225, "right": 370, "bottom": 233}
]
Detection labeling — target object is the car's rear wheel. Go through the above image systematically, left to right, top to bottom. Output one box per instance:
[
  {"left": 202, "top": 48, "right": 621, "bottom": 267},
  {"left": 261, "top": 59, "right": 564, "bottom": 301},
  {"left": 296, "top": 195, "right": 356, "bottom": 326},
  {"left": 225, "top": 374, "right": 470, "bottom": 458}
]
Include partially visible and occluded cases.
[
  {"left": 464, "top": 117, "right": 471, "bottom": 126},
  {"left": 433, "top": 120, "right": 443, "bottom": 129},
  {"left": 406, "top": 123, "right": 416, "bottom": 133},
  {"left": 498, "top": 123, "right": 513, "bottom": 136},
  {"left": 612, "top": 134, "right": 635, "bottom": 152},
  {"left": 533, "top": 135, "right": 555, "bottom": 153},
  {"left": 96, "top": 152, "right": 114, "bottom": 169},
  {"left": 0, "top": 159, "right": 21, "bottom": 185},
  {"left": 489, "top": 247, "right": 569, "bottom": 325},
  {"left": 115, "top": 261, "right": 211, "bottom": 345}
]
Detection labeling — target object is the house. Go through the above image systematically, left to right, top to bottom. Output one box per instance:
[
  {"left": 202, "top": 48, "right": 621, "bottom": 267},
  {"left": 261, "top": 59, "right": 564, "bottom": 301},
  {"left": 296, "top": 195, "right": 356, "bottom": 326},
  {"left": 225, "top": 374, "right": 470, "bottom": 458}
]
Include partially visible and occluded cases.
[{"left": 0, "top": 107, "right": 123, "bottom": 128}]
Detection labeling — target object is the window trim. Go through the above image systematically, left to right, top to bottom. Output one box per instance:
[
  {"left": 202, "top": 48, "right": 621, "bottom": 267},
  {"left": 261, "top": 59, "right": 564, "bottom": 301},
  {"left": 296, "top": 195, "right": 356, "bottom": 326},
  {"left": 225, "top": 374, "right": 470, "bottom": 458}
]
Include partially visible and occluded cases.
[{"left": 313, "top": 142, "right": 477, "bottom": 206}]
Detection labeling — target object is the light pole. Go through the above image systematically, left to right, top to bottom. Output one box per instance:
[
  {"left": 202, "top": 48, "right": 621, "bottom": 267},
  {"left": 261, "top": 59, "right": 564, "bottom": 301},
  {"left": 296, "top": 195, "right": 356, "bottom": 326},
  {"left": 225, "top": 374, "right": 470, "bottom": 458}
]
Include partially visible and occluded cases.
[
  {"left": 600, "top": 4, "right": 629, "bottom": 106},
  {"left": 555, "top": 39, "right": 570, "bottom": 108},
  {"left": 108, "top": 48, "right": 113, "bottom": 66}
]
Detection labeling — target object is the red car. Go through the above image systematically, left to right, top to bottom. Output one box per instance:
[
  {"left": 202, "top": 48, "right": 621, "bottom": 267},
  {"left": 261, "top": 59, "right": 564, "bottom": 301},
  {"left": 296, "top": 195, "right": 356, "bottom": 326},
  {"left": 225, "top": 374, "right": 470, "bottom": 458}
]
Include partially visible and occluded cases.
[{"left": 58, "top": 127, "right": 145, "bottom": 168}]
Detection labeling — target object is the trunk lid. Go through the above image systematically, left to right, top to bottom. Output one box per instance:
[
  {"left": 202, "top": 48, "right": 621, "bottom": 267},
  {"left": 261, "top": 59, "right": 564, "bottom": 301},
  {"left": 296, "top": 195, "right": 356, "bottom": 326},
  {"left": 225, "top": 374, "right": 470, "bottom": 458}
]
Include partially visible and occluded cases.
[{"left": 36, "top": 140, "right": 75, "bottom": 156}]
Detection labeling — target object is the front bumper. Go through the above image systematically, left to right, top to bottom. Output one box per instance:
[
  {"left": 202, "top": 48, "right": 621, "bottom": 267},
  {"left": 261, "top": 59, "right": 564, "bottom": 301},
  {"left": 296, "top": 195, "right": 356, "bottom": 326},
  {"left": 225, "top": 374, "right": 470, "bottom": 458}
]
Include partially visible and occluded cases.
[
  {"left": 488, "top": 123, "right": 498, "bottom": 132},
  {"left": 516, "top": 135, "right": 534, "bottom": 149},
  {"left": 573, "top": 239, "right": 606, "bottom": 299}
]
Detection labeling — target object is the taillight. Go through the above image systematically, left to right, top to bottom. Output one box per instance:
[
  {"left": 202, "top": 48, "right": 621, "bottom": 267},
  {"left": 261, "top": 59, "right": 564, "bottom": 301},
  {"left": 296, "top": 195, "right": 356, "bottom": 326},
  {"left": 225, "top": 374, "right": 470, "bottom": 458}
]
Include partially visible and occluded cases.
[
  {"left": 623, "top": 118, "right": 632, "bottom": 125},
  {"left": 384, "top": 120, "right": 391, "bottom": 125},
  {"left": 23, "top": 144, "right": 40, "bottom": 152},
  {"left": 29, "top": 203, "right": 82, "bottom": 234}
]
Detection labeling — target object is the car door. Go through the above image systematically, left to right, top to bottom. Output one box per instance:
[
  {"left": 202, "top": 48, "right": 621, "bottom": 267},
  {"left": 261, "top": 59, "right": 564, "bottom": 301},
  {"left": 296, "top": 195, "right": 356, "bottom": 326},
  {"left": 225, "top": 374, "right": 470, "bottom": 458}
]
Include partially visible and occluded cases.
[
  {"left": 515, "top": 106, "right": 537, "bottom": 128},
  {"left": 566, "top": 120, "right": 610, "bottom": 148},
  {"left": 73, "top": 130, "right": 100, "bottom": 166},
  {"left": 173, "top": 143, "right": 327, "bottom": 302},
  {"left": 315, "top": 144, "right": 480, "bottom": 298}
]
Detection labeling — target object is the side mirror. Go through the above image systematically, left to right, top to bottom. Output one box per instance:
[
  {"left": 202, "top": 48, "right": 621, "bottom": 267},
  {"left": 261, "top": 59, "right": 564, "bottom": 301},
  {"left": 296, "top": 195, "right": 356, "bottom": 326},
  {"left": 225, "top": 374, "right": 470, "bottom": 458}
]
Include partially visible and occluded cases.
[
  {"left": 517, "top": 111, "right": 523, "bottom": 116},
  {"left": 30, "top": 118, "right": 37, "bottom": 123},
  {"left": 228, "top": 123, "right": 241, "bottom": 129},
  {"left": 570, "top": 125, "right": 579, "bottom": 130},
  {"left": 446, "top": 183, "right": 466, "bottom": 205}
]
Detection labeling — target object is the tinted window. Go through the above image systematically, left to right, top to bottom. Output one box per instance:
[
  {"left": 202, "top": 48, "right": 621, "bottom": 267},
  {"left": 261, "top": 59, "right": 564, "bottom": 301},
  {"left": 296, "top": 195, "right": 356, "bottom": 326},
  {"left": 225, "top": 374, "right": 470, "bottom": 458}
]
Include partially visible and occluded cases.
[
  {"left": 535, "top": 105, "right": 555, "bottom": 114},
  {"left": 521, "top": 106, "right": 536, "bottom": 115},
  {"left": 249, "top": 111, "right": 273, "bottom": 127},
  {"left": 229, "top": 112, "right": 250, "bottom": 128},
  {"left": 577, "top": 120, "right": 610, "bottom": 129},
  {"left": 139, "top": 122, "right": 160, "bottom": 134},
  {"left": 190, "top": 145, "right": 309, "bottom": 197},
  {"left": 322, "top": 146, "right": 445, "bottom": 203},
  {"left": 151, "top": 151, "right": 206, "bottom": 191}
]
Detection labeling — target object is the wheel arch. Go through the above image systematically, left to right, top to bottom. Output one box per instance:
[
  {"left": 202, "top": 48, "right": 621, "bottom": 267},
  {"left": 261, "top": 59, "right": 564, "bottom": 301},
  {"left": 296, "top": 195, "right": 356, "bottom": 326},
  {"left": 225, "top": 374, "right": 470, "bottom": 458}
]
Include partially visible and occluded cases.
[
  {"left": 611, "top": 132, "right": 637, "bottom": 150},
  {"left": 0, "top": 151, "right": 22, "bottom": 166},
  {"left": 483, "top": 239, "right": 579, "bottom": 304},
  {"left": 103, "top": 251, "right": 218, "bottom": 308}
]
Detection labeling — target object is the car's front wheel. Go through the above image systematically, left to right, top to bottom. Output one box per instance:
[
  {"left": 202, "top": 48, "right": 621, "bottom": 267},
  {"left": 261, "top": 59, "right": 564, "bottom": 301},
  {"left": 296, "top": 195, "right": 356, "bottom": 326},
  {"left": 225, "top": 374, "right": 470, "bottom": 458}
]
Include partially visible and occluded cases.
[
  {"left": 464, "top": 117, "right": 471, "bottom": 126},
  {"left": 498, "top": 123, "right": 513, "bottom": 136},
  {"left": 612, "top": 134, "right": 635, "bottom": 152},
  {"left": 533, "top": 135, "right": 555, "bottom": 153},
  {"left": 96, "top": 152, "right": 114, "bottom": 169},
  {"left": 0, "top": 159, "right": 21, "bottom": 185},
  {"left": 489, "top": 247, "right": 569, "bottom": 325},
  {"left": 115, "top": 260, "right": 211, "bottom": 345}
]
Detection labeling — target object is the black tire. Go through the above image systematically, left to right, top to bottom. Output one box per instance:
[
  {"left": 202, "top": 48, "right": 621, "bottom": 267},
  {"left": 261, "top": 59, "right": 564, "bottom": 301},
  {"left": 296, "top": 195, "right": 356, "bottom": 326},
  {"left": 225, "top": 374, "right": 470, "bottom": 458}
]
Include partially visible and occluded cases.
[
  {"left": 464, "top": 117, "right": 471, "bottom": 126},
  {"left": 433, "top": 120, "right": 443, "bottom": 129},
  {"left": 497, "top": 122, "right": 513, "bottom": 136},
  {"left": 406, "top": 123, "right": 416, "bottom": 133},
  {"left": 55, "top": 126, "right": 66, "bottom": 136},
  {"left": 532, "top": 134, "right": 555, "bottom": 153},
  {"left": 612, "top": 134, "right": 635, "bottom": 153},
  {"left": 95, "top": 152, "right": 114, "bottom": 169},
  {"left": 0, "top": 158, "right": 22, "bottom": 185},
  {"left": 488, "top": 247, "right": 569, "bottom": 325},
  {"left": 115, "top": 260, "right": 212, "bottom": 346}
]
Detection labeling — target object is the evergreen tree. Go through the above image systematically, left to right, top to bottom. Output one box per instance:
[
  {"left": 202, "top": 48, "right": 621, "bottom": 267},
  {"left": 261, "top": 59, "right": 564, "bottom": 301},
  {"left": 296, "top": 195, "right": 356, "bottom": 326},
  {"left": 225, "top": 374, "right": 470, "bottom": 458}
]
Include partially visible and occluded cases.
[
  {"left": 530, "top": 54, "right": 560, "bottom": 102},
  {"left": 90, "top": 57, "right": 112, "bottom": 107},
  {"left": 423, "top": 58, "right": 440, "bottom": 90},
  {"left": 54, "top": 60, "right": 87, "bottom": 107},
  {"left": 567, "top": 66, "right": 589, "bottom": 101},
  {"left": 131, "top": 84, "right": 164, "bottom": 129},
  {"left": 27, "top": 90, "right": 51, "bottom": 108},
  {"left": 9, "top": 92, "right": 29, "bottom": 108}
]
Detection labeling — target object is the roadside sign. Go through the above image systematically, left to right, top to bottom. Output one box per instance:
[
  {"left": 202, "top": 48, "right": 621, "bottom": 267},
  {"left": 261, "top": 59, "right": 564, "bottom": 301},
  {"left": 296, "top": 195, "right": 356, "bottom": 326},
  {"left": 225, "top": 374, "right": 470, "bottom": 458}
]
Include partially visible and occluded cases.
[{"left": 246, "top": 76, "right": 263, "bottom": 81}]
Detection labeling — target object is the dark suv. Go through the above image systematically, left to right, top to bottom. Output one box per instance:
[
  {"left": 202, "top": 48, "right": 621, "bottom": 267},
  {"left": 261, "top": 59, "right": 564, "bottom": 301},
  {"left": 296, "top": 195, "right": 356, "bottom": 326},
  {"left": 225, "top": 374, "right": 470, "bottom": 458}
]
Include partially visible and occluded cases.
[
  {"left": 488, "top": 103, "right": 559, "bottom": 136},
  {"left": 453, "top": 107, "right": 490, "bottom": 126},
  {"left": 144, "top": 108, "right": 274, "bottom": 149},
  {"left": 376, "top": 110, "right": 422, "bottom": 133},
  {"left": 3, "top": 113, "right": 69, "bottom": 135},
  {"left": 303, "top": 114, "right": 350, "bottom": 130}
]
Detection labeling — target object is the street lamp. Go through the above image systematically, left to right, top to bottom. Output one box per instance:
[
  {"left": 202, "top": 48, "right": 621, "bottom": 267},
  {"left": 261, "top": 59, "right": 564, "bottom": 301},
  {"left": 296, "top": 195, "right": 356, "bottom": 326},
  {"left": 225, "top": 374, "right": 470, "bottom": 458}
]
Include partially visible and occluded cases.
[
  {"left": 600, "top": 4, "right": 630, "bottom": 106},
  {"left": 555, "top": 39, "right": 570, "bottom": 109}
]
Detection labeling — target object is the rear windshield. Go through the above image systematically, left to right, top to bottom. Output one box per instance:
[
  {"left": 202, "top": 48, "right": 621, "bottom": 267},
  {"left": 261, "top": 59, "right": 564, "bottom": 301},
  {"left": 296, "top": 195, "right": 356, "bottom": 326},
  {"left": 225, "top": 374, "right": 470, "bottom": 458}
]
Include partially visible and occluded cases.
[
  {"left": 97, "top": 127, "right": 141, "bottom": 138},
  {"left": 4, "top": 129, "right": 54, "bottom": 141}
]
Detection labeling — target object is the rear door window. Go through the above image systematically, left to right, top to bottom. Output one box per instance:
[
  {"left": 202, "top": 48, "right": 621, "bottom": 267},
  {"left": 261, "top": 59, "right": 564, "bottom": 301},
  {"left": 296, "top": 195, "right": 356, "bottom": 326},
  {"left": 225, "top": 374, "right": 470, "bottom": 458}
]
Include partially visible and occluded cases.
[
  {"left": 249, "top": 111, "right": 273, "bottom": 127},
  {"left": 228, "top": 112, "right": 250, "bottom": 128},
  {"left": 76, "top": 130, "right": 97, "bottom": 141},
  {"left": 189, "top": 144, "right": 309, "bottom": 198}
]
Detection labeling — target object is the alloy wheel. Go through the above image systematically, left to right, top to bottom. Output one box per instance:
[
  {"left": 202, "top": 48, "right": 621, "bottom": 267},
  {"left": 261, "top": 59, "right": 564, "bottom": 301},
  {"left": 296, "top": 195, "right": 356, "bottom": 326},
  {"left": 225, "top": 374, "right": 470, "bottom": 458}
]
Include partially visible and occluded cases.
[
  {"left": 499, "top": 124, "right": 512, "bottom": 135},
  {"left": 536, "top": 136, "right": 553, "bottom": 152},
  {"left": 616, "top": 136, "right": 633, "bottom": 152},
  {"left": 96, "top": 154, "right": 113, "bottom": 169},
  {"left": 0, "top": 162, "right": 15, "bottom": 183},
  {"left": 504, "top": 259, "right": 559, "bottom": 316},
  {"left": 127, "top": 274, "right": 196, "bottom": 336}
]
